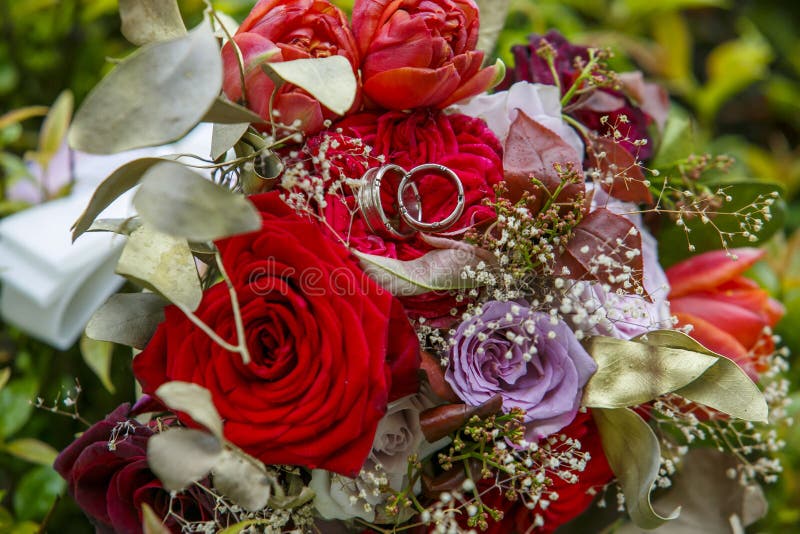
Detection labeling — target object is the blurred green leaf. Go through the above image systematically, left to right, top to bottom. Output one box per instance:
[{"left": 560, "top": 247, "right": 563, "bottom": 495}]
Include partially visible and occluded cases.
[
  {"left": 615, "top": 0, "right": 728, "bottom": 17},
  {"left": 650, "top": 11, "right": 694, "bottom": 92},
  {"left": 68, "top": 22, "right": 222, "bottom": 154},
  {"left": 695, "top": 26, "right": 773, "bottom": 124},
  {"left": 33, "top": 90, "right": 73, "bottom": 166},
  {"left": 0, "top": 107, "right": 48, "bottom": 131},
  {"left": 652, "top": 107, "right": 695, "bottom": 169},
  {"left": 658, "top": 181, "right": 785, "bottom": 266},
  {"left": 79, "top": 334, "right": 116, "bottom": 394},
  {"left": 0, "top": 368, "right": 10, "bottom": 391},
  {"left": 0, "top": 376, "right": 39, "bottom": 439},
  {"left": 3, "top": 438, "right": 59, "bottom": 466},
  {"left": 12, "top": 466, "right": 65, "bottom": 522}
]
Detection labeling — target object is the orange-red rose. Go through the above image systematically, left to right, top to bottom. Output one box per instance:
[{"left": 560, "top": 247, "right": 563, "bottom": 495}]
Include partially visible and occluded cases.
[
  {"left": 222, "top": 0, "right": 360, "bottom": 133},
  {"left": 352, "top": 0, "right": 502, "bottom": 110},
  {"left": 667, "top": 248, "right": 784, "bottom": 378}
]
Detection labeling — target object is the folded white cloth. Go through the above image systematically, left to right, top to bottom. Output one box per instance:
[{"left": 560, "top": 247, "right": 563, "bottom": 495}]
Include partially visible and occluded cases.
[{"left": 0, "top": 124, "right": 211, "bottom": 349}]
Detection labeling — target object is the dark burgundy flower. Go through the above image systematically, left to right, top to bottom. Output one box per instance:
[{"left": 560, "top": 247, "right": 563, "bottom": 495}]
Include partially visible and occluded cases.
[{"left": 54, "top": 404, "right": 214, "bottom": 534}]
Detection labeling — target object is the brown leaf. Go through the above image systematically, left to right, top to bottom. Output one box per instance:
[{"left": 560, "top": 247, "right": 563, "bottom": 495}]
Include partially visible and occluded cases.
[
  {"left": 503, "top": 111, "right": 584, "bottom": 214},
  {"left": 589, "top": 136, "right": 652, "bottom": 204},
  {"left": 557, "top": 207, "right": 647, "bottom": 299}
]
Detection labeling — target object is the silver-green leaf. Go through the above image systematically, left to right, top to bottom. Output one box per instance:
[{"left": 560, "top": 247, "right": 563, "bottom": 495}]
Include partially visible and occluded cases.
[
  {"left": 119, "top": 0, "right": 186, "bottom": 46},
  {"left": 69, "top": 22, "right": 221, "bottom": 154},
  {"left": 265, "top": 56, "right": 357, "bottom": 115},
  {"left": 202, "top": 97, "right": 263, "bottom": 125},
  {"left": 211, "top": 122, "right": 250, "bottom": 160},
  {"left": 133, "top": 161, "right": 261, "bottom": 241},
  {"left": 116, "top": 224, "right": 202, "bottom": 310},
  {"left": 86, "top": 292, "right": 166, "bottom": 350},
  {"left": 155, "top": 381, "right": 223, "bottom": 440},
  {"left": 594, "top": 407, "right": 680, "bottom": 529},
  {"left": 147, "top": 428, "right": 222, "bottom": 492},
  {"left": 212, "top": 450, "right": 273, "bottom": 512}
]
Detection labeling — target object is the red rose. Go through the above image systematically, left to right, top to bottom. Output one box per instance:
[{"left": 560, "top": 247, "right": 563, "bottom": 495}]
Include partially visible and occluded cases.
[
  {"left": 222, "top": 0, "right": 360, "bottom": 134},
  {"left": 352, "top": 0, "right": 502, "bottom": 110},
  {"left": 323, "top": 109, "right": 503, "bottom": 326},
  {"left": 133, "top": 192, "right": 420, "bottom": 477},
  {"left": 667, "top": 247, "right": 784, "bottom": 379},
  {"left": 54, "top": 404, "right": 214, "bottom": 534},
  {"left": 467, "top": 411, "right": 613, "bottom": 534}
]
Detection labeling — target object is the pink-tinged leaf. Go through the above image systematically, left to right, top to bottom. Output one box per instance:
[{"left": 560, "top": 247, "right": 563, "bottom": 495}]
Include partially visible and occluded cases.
[
  {"left": 363, "top": 65, "right": 460, "bottom": 110},
  {"left": 618, "top": 71, "right": 670, "bottom": 131},
  {"left": 503, "top": 111, "right": 584, "bottom": 213},
  {"left": 589, "top": 136, "right": 652, "bottom": 204},
  {"left": 558, "top": 207, "right": 646, "bottom": 297},
  {"left": 666, "top": 248, "right": 764, "bottom": 298},
  {"left": 673, "top": 311, "right": 755, "bottom": 380}
]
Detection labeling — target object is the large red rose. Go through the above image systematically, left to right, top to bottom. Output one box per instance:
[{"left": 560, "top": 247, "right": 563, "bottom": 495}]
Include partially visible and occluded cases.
[
  {"left": 222, "top": 0, "right": 360, "bottom": 134},
  {"left": 352, "top": 0, "right": 502, "bottom": 110},
  {"left": 133, "top": 192, "right": 420, "bottom": 477},
  {"left": 667, "top": 247, "right": 784, "bottom": 379},
  {"left": 54, "top": 404, "right": 215, "bottom": 534}
]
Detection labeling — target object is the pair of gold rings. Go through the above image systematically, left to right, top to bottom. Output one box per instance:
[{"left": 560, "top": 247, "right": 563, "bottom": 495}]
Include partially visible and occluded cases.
[{"left": 357, "top": 163, "right": 465, "bottom": 240}]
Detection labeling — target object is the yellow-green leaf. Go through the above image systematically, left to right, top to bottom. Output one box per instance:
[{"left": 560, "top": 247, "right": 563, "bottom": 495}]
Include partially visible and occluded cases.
[
  {"left": 119, "top": 0, "right": 186, "bottom": 46},
  {"left": 265, "top": 56, "right": 357, "bottom": 116},
  {"left": 35, "top": 90, "right": 73, "bottom": 165},
  {"left": 0, "top": 107, "right": 48, "bottom": 131},
  {"left": 116, "top": 225, "right": 202, "bottom": 311},
  {"left": 582, "top": 332, "right": 718, "bottom": 408},
  {"left": 79, "top": 334, "right": 116, "bottom": 394},
  {"left": 0, "top": 368, "right": 10, "bottom": 391},
  {"left": 594, "top": 407, "right": 680, "bottom": 529},
  {"left": 3, "top": 438, "right": 59, "bottom": 466},
  {"left": 141, "top": 503, "right": 170, "bottom": 534},
  {"left": 218, "top": 519, "right": 271, "bottom": 534}
]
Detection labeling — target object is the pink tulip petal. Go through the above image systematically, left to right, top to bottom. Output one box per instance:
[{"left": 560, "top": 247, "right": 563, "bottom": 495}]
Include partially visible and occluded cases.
[
  {"left": 440, "top": 58, "right": 503, "bottom": 108},
  {"left": 364, "top": 65, "right": 460, "bottom": 110},
  {"left": 666, "top": 248, "right": 765, "bottom": 298},
  {"left": 670, "top": 295, "right": 767, "bottom": 350},
  {"left": 673, "top": 312, "right": 757, "bottom": 380}
]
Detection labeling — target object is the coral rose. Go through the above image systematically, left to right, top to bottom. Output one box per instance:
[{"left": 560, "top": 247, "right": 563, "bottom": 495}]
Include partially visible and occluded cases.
[
  {"left": 222, "top": 0, "right": 360, "bottom": 133},
  {"left": 352, "top": 0, "right": 503, "bottom": 110},
  {"left": 133, "top": 192, "right": 420, "bottom": 477},
  {"left": 666, "top": 247, "right": 784, "bottom": 378}
]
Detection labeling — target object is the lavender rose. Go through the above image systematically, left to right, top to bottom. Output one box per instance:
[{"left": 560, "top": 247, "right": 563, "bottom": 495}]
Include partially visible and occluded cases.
[{"left": 445, "top": 301, "right": 597, "bottom": 439}]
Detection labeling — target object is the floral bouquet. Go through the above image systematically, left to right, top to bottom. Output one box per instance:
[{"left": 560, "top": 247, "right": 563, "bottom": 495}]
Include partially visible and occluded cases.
[{"left": 53, "top": 0, "right": 789, "bottom": 532}]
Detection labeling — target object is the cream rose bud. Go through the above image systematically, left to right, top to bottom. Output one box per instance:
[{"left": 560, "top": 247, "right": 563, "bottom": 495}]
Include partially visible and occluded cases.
[
  {"left": 450, "top": 81, "right": 585, "bottom": 161},
  {"left": 311, "top": 393, "right": 445, "bottom": 521}
]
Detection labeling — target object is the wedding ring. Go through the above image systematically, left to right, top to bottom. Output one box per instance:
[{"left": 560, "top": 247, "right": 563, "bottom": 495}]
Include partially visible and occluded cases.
[
  {"left": 358, "top": 164, "right": 420, "bottom": 240},
  {"left": 398, "top": 164, "right": 465, "bottom": 233}
]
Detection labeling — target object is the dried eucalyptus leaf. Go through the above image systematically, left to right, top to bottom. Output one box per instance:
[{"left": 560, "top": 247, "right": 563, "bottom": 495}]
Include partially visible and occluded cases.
[
  {"left": 119, "top": 0, "right": 186, "bottom": 46},
  {"left": 475, "top": 0, "right": 510, "bottom": 54},
  {"left": 69, "top": 22, "right": 221, "bottom": 154},
  {"left": 265, "top": 56, "right": 357, "bottom": 115},
  {"left": 202, "top": 97, "right": 263, "bottom": 125},
  {"left": 211, "top": 122, "right": 249, "bottom": 160},
  {"left": 71, "top": 157, "right": 165, "bottom": 241},
  {"left": 133, "top": 161, "right": 261, "bottom": 241},
  {"left": 87, "top": 217, "right": 142, "bottom": 236},
  {"left": 116, "top": 225, "right": 202, "bottom": 311},
  {"left": 353, "top": 241, "right": 495, "bottom": 297},
  {"left": 86, "top": 293, "right": 166, "bottom": 350},
  {"left": 637, "top": 331, "right": 769, "bottom": 422},
  {"left": 582, "top": 334, "right": 718, "bottom": 408},
  {"left": 79, "top": 335, "right": 116, "bottom": 394},
  {"left": 155, "top": 382, "right": 223, "bottom": 439},
  {"left": 594, "top": 407, "right": 680, "bottom": 529},
  {"left": 147, "top": 428, "right": 222, "bottom": 492},
  {"left": 614, "top": 449, "right": 767, "bottom": 534},
  {"left": 212, "top": 450, "right": 272, "bottom": 511},
  {"left": 269, "top": 486, "right": 315, "bottom": 510},
  {"left": 141, "top": 503, "right": 171, "bottom": 534}
]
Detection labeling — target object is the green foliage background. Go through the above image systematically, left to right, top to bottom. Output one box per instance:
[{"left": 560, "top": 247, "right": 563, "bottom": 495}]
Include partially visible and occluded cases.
[{"left": 0, "top": 0, "right": 798, "bottom": 532}]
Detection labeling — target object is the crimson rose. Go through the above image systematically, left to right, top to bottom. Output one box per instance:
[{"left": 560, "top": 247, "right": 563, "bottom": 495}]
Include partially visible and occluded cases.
[
  {"left": 133, "top": 192, "right": 420, "bottom": 477},
  {"left": 54, "top": 404, "right": 214, "bottom": 534}
]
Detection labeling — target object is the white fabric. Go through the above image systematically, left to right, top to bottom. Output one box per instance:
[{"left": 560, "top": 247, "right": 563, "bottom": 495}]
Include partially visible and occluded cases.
[{"left": 0, "top": 125, "right": 211, "bottom": 349}]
